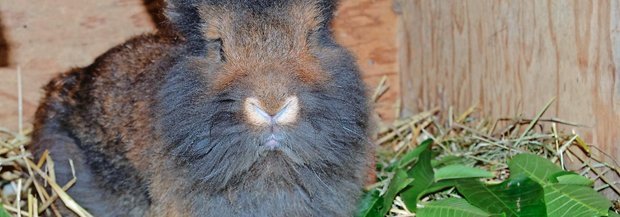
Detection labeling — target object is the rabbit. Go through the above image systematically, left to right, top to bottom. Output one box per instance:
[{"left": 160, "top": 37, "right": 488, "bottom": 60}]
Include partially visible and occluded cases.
[{"left": 31, "top": 0, "right": 371, "bottom": 216}]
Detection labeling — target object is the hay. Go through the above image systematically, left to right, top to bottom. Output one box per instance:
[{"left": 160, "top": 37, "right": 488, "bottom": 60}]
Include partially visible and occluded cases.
[
  {"left": 0, "top": 67, "right": 92, "bottom": 217},
  {"left": 0, "top": 74, "right": 618, "bottom": 216},
  {"left": 372, "top": 98, "right": 620, "bottom": 216},
  {"left": 0, "top": 127, "right": 93, "bottom": 217}
]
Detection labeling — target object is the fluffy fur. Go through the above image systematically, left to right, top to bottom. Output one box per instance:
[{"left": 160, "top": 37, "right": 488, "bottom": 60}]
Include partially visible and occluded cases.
[{"left": 31, "top": 0, "right": 370, "bottom": 216}]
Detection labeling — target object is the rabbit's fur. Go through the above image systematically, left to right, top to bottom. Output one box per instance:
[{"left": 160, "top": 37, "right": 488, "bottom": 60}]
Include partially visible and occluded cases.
[{"left": 31, "top": 0, "right": 371, "bottom": 216}]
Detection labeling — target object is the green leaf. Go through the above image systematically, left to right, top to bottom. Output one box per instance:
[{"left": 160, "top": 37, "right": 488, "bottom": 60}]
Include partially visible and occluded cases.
[
  {"left": 398, "top": 139, "right": 433, "bottom": 168},
  {"left": 400, "top": 146, "right": 434, "bottom": 212},
  {"left": 508, "top": 154, "right": 563, "bottom": 184},
  {"left": 508, "top": 154, "right": 610, "bottom": 216},
  {"left": 431, "top": 155, "right": 463, "bottom": 168},
  {"left": 435, "top": 164, "right": 495, "bottom": 181},
  {"left": 357, "top": 169, "right": 414, "bottom": 217},
  {"left": 379, "top": 169, "right": 414, "bottom": 216},
  {"left": 547, "top": 171, "right": 575, "bottom": 183},
  {"left": 554, "top": 173, "right": 594, "bottom": 186},
  {"left": 457, "top": 175, "right": 547, "bottom": 217},
  {"left": 420, "top": 179, "right": 459, "bottom": 196},
  {"left": 543, "top": 184, "right": 611, "bottom": 217},
  {"left": 356, "top": 189, "right": 383, "bottom": 217},
  {"left": 417, "top": 198, "right": 493, "bottom": 217},
  {"left": 0, "top": 205, "right": 10, "bottom": 217},
  {"left": 609, "top": 210, "right": 620, "bottom": 217}
]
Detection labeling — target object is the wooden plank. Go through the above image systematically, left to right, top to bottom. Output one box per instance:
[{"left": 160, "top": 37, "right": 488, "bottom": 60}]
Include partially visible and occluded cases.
[
  {"left": 0, "top": 0, "right": 399, "bottom": 130},
  {"left": 0, "top": 0, "right": 155, "bottom": 131},
  {"left": 333, "top": 0, "right": 400, "bottom": 121},
  {"left": 399, "top": 0, "right": 620, "bottom": 163},
  {"left": 0, "top": 14, "right": 9, "bottom": 67}
]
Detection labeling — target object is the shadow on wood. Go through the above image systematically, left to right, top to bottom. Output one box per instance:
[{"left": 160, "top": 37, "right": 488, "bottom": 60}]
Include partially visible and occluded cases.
[
  {"left": 143, "top": 0, "right": 167, "bottom": 30},
  {"left": 0, "top": 14, "right": 10, "bottom": 67}
]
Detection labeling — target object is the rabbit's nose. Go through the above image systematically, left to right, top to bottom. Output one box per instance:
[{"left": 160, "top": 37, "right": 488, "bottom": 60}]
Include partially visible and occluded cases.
[{"left": 244, "top": 96, "right": 299, "bottom": 127}]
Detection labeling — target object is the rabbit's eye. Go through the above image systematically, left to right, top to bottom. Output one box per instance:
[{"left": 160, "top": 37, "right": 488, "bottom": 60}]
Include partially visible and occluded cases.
[{"left": 206, "top": 38, "right": 225, "bottom": 62}]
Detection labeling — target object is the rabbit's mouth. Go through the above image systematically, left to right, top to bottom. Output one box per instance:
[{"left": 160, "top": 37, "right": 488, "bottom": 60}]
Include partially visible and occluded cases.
[
  {"left": 257, "top": 134, "right": 304, "bottom": 164},
  {"left": 262, "top": 134, "right": 283, "bottom": 150},
  {"left": 265, "top": 139, "right": 280, "bottom": 149}
]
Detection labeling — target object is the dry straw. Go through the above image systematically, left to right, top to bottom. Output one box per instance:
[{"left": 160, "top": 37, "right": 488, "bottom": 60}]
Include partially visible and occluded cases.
[
  {"left": 0, "top": 67, "right": 93, "bottom": 217},
  {"left": 0, "top": 73, "right": 617, "bottom": 216},
  {"left": 371, "top": 82, "right": 620, "bottom": 216}
]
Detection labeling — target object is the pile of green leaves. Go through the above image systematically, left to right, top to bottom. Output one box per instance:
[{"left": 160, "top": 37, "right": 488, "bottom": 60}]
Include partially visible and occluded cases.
[{"left": 357, "top": 139, "right": 618, "bottom": 217}]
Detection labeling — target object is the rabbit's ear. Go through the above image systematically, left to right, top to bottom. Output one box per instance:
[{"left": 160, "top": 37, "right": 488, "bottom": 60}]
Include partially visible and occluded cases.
[
  {"left": 165, "top": 0, "right": 204, "bottom": 41},
  {"left": 165, "top": 0, "right": 340, "bottom": 37},
  {"left": 286, "top": 0, "right": 340, "bottom": 34},
  {"left": 312, "top": 0, "right": 340, "bottom": 30}
]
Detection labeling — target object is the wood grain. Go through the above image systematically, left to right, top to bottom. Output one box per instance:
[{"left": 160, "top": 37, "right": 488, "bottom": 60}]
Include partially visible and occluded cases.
[
  {"left": 0, "top": 0, "right": 399, "bottom": 130},
  {"left": 0, "top": 0, "right": 154, "bottom": 130},
  {"left": 333, "top": 0, "right": 400, "bottom": 121},
  {"left": 399, "top": 0, "right": 620, "bottom": 164}
]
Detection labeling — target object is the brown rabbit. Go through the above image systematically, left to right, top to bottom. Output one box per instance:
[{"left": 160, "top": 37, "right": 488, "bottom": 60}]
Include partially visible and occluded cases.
[{"left": 31, "top": 0, "right": 371, "bottom": 216}]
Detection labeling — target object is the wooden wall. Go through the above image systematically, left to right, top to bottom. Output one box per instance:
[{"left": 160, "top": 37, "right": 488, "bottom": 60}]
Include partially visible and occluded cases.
[
  {"left": 0, "top": 0, "right": 398, "bottom": 130},
  {"left": 0, "top": 0, "right": 156, "bottom": 130},
  {"left": 8, "top": 0, "right": 617, "bottom": 164},
  {"left": 398, "top": 0, "right": 620, "bottom": 162}
]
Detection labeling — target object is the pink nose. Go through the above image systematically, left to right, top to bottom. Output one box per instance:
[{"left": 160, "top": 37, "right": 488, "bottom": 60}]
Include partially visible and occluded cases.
[{"left": 244, "top": 96, "right": 299, "bottom": 127}]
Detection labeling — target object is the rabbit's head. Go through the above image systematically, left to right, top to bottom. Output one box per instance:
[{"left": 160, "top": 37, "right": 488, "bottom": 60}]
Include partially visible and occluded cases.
[{"left": 158, "top": 0, "right": 370, "bottom": 193}]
